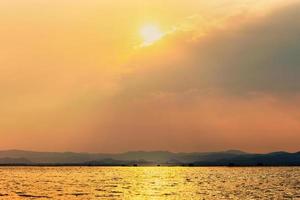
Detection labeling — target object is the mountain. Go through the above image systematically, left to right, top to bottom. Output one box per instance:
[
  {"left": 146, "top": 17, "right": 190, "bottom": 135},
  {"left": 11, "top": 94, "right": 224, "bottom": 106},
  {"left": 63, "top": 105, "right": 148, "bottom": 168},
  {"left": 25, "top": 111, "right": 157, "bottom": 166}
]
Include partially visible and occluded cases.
[
  {"left": 0, "top": 149, "right": 298, "bottom": 166},
  {"left": 0, "top": 149, "right": 247, "bottom": 164},
  {"left": 0, "top": 150, "right": 109, "bottom": 163},
  {"left": 193, "top": 151, "right": 300, "bottom": 166},
  {"left": 0, "top": 157, "right": 32, "bottom": 164}
]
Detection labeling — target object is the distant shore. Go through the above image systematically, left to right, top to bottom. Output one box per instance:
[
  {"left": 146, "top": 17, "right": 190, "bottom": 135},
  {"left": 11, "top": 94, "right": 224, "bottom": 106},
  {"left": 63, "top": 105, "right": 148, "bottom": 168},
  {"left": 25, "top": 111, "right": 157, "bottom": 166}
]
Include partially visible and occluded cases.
[
  {"left": 1, "top": 150, "right": 299, "bottom": 167},
  {"left": 0, "top": 163, "right": 299, "bottom": 167}
]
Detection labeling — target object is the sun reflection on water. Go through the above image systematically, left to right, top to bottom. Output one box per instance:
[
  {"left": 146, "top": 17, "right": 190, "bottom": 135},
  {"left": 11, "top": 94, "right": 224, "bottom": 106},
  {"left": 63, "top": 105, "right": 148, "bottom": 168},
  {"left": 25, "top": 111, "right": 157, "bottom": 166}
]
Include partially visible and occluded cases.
[{"left": 0, "top": 167, "right": 299, "bottom": 199}]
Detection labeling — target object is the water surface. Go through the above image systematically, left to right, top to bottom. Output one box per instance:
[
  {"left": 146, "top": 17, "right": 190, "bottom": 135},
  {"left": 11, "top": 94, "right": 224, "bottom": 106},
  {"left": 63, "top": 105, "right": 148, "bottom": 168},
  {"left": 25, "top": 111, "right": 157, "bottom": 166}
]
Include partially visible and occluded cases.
[{"left": 0, "top": 167, "right": 299, "bottom": 199}]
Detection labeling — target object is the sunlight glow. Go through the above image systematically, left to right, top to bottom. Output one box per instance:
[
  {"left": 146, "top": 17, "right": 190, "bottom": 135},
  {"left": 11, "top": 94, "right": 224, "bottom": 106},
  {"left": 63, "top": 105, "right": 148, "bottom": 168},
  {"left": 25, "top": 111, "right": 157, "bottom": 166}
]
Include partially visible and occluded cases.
[{"left": 140, "top": 24, "right": 164, "bottom": 46}]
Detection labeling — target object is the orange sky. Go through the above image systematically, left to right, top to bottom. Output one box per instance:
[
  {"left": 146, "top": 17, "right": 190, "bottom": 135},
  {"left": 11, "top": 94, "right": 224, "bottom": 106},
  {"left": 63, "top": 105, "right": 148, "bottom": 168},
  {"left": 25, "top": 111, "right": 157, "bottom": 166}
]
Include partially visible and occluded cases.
[{"left": 0, "top": 0, "right": 299, "bottom": 153}]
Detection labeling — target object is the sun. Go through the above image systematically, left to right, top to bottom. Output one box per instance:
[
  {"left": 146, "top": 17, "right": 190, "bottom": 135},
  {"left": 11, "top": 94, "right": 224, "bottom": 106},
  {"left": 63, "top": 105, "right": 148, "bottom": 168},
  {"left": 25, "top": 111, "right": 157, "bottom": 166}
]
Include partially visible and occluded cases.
[{"left": 140, "top": 24, "right": 164, "bottom": 47}]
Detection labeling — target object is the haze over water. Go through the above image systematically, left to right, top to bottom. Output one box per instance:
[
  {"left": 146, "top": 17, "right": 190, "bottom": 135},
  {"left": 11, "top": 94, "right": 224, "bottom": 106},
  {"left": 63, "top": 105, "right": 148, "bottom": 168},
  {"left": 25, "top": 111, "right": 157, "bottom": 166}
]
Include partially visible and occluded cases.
[
  {"left": 1, "top": 0, "right": 299, "bottom": 199},
  {"left": 0, "top": 167, "right": 299, "bottom": 199}
]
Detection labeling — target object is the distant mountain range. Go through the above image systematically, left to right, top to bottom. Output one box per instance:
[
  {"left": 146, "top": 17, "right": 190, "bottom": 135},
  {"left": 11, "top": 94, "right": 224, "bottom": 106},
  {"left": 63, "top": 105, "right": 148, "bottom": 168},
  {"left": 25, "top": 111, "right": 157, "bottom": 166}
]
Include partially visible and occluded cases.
[{"left": 0, "top": 150, "right": 299, "bottom": 166}]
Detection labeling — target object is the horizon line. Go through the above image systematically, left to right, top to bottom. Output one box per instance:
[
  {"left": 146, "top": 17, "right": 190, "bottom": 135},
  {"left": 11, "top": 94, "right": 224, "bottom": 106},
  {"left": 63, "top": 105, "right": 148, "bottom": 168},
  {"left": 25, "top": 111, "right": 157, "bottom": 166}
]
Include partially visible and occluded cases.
[{"left": 1, "top": 149, "right": 299, "bottom": 155}]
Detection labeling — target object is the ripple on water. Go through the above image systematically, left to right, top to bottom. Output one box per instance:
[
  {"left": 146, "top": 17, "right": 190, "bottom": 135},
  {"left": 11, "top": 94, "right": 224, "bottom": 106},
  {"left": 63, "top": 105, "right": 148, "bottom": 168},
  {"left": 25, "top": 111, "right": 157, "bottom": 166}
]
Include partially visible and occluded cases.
[
  {"left": 0, "top": 167, "right": 298, "bottom": 199},
  {"left": 16, "top": 192, "right": 50, "bottom": 199}
]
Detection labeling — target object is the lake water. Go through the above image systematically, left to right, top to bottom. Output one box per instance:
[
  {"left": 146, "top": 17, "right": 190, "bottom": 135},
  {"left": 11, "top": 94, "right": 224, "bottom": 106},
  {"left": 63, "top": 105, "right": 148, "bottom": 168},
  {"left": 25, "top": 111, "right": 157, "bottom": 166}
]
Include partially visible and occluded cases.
[{"left": 0, "top": 167, "right": 299, "bottom": 199}]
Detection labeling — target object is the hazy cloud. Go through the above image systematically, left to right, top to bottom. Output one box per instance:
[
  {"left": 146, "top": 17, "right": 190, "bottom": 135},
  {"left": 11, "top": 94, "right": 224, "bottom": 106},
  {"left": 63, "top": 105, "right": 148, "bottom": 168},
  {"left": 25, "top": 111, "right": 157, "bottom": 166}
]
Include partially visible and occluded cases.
[
  {"left": 1, "top": 0, "right": 300, "bottom": 152},
  {"left": 122, "top": 3, "right": 300, "bottom": 96}
]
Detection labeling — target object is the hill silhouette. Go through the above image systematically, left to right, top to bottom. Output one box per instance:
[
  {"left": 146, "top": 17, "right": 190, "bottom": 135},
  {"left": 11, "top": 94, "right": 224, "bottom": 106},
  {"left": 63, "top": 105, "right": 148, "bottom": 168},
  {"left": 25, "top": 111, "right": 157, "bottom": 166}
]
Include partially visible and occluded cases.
[{"left": 0, "top": 150, "right": 299, "bottom": 166}]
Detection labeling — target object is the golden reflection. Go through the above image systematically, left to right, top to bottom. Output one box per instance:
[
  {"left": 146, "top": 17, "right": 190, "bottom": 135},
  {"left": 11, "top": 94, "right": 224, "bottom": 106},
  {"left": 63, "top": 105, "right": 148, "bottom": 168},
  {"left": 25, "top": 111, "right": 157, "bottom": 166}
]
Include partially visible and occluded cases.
[{"left": 0, "top": 167, "right": 299, "bottom": 199}]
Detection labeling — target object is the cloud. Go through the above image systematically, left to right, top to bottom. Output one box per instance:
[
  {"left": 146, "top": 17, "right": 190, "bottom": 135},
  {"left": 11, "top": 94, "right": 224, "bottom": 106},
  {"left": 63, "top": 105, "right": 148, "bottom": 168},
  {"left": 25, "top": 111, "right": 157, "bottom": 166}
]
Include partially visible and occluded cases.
[
  {"left": 94, "top": 2, "right": 300, "bottom": 153},
  {"left": 122, "top": 2, "right": 300, "bottom": 96}
]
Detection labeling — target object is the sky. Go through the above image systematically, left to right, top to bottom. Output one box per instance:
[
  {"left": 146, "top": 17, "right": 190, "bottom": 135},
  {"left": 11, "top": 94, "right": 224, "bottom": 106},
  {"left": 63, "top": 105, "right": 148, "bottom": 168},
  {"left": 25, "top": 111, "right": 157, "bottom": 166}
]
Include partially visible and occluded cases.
[{"left": 0, "top": 0, "right": 299, "bottom": 153}]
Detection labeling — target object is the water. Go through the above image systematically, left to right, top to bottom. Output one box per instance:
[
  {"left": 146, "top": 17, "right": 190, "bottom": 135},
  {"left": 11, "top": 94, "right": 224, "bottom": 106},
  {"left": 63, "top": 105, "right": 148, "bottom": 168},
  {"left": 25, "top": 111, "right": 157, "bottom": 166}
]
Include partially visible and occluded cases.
[{"left": 0, "top": 167, "right": 299, "bottom": 199}]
